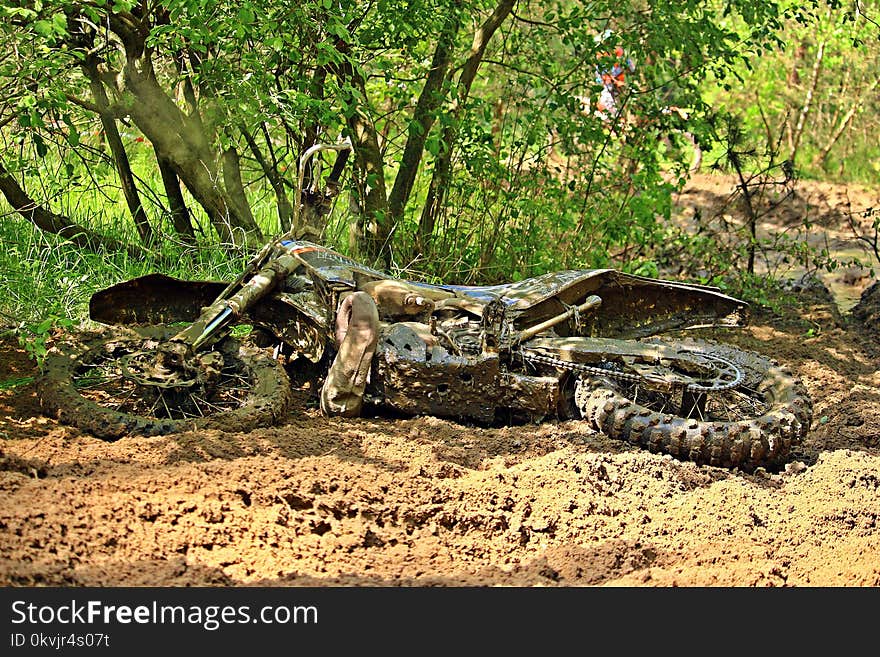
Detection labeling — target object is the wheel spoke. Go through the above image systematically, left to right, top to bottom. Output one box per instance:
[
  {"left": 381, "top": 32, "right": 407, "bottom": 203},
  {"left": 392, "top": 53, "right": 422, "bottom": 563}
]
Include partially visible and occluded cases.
[
  {"left": 596, "top": 375, "right": 770, "bottom": 424},
  {"left": 113, "top": 387, "right": 137, "bottom": 412},
  {"left": 159, "top": 391, "right": 173, "bottom": 418},
  {"left": 188, "top": 394, "right": 206, "bottom": 418},
  {"left": 191, "top": 395, "right": 226, "bottom": 414}
]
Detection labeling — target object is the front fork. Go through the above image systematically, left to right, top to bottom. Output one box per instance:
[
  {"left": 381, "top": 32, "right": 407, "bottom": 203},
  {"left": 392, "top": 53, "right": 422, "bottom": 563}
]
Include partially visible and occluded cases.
[{"left": 170, "top": 250, "right": 303, "bottom": 352}]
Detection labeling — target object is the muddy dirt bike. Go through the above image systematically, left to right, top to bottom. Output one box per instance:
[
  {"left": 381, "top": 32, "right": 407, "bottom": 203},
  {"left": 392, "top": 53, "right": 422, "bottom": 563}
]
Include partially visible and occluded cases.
[{"left": 37, "top": 142, "right": 811, "bottom": 470}]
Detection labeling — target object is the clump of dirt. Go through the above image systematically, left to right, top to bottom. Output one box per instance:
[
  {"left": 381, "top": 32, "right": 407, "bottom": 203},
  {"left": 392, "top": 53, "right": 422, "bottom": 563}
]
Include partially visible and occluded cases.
[
  {"left": 1, "top": 175, "right": 879, "bottom": 587},
  {"left": 852, "top": 281, "right": 880, "bottom": 340}
]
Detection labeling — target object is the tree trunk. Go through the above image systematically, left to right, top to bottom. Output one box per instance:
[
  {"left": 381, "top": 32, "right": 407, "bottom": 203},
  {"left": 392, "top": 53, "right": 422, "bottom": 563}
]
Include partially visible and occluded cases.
[
  {"left": 417, "top": 0, "right": 515, "bottom": 253},
  {"left": 387, "top": 12, "right": 461, "bottom": 228},
  {"left": 99, "top": 33, "right": 264, "bottom": 249},
  {"left": 788, "top": 38, "right": 826, "bottom": 165},
  {"left": 788, "top": 42, "right": 805, "bottom": 86},
  {"left": 331, "top": 50, "right": 390, "bottom": 266},
  {"left": 83, "top": 59, "right": 154, "bottom": 247},
  {"left": 121, "top": 65, "right": 264, "bottom": 248},
  {"left": 302, "top": 66, "right": 329, "bottom": 193},
  {"left": 813, "top": 75, "right": 880, "bottom": 169},
  {"left": 347, "top": 106, "right": 390, "bottom": 267},
  {"left": 241, "top": 124, "right": 293, "bottom": 233},
  {"left": 222, "top": 145, "right": 259, "bottom": 233},
  {"left": 155, "top": 149, "right": 196, "bottom": 244},
  {"left": 729, "top": 152, "right": 759, "bottom": 275}
]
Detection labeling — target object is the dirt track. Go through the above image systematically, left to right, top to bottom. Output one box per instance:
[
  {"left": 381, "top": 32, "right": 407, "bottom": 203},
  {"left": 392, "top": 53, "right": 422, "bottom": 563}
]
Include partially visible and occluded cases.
[{"left": 1, "top": 176, "right": 879, "bottom": 587}]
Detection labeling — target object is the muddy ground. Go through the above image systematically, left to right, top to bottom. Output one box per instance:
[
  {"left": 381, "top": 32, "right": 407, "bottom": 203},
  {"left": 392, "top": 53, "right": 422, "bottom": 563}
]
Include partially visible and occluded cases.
[{"left": 1, "top": 174, "right": 879, "bottom": 587}]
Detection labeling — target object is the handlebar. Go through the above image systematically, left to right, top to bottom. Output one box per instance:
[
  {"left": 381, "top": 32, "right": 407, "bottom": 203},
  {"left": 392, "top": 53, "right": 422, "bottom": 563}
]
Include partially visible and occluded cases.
[{"left": 292, "top": 139, "right": 353, "bottom": 236}]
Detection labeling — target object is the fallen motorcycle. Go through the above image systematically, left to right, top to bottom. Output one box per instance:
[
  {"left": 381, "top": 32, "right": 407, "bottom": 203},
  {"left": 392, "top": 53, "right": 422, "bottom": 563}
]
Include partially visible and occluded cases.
[{"left": 37, "top": 145, "right": 812, "bottom": 470}]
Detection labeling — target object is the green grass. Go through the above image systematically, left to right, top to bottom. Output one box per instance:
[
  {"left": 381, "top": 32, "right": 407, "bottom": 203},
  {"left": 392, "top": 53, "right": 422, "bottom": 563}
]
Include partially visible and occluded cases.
[
  {"left": 0, "top": 209, "right": 262, "bottom": 328},
  {"left": 0, "top": 376, "right": 33, "bottom": 390}
]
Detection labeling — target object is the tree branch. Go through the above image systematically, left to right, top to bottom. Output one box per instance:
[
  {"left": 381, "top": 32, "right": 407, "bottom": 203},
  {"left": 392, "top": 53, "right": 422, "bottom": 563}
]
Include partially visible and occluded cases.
[{"left": 0, "top": 159, "right": 141, "bottom": 258}]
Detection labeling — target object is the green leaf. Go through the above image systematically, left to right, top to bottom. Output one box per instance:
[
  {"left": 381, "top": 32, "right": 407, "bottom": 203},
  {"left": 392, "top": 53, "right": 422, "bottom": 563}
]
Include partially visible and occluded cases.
[
  {"left": 237, "top": 6, "right": 255, "bottom": 25},
  {"left": 51, "top": 12, "right": 67, "bottom": 34},
  {"left": 33, "top": 19, "right": 54, "bottom": 37},
  {"left": 33, "top": 135, "right": 48, "bottom": 159},
  {"left": 35, "top": 317, "right": 54, "bottom": 334}
]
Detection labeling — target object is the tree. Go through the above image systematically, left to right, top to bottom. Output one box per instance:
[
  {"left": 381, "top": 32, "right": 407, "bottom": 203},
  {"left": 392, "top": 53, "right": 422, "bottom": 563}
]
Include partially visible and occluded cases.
[
  {"left": 0, "top": 0, "right": 794, "bottom": 276},
  {"left": 713, "top": 0, "right": 880, "bottom": 179}
]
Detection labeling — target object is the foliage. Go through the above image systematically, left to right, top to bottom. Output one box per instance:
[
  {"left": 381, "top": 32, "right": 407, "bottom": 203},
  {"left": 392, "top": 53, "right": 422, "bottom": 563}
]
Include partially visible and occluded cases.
[
  {"left": 709, "top": 0, "right": 880, "bottom": 182},
  {"left": 0, "top": 211, "right": 251, "bottom": 327},
  {"left": 15, "top": 316, "right": 76, "bottom": 369}
]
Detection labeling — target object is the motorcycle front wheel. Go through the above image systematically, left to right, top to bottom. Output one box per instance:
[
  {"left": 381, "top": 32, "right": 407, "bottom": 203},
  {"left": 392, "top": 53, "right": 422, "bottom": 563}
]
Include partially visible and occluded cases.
[
  {"left": 38, "top": 325, "right": 292, "bottom": 440},
  {"left": 575, "top": 338, "right": 812, "bottom": 470}
]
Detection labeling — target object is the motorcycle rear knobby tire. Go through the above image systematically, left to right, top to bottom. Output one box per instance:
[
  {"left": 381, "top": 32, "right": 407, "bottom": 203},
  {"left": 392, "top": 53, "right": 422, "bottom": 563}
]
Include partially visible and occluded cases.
[
  {"left": 38, "top": 325, "right": 292, "bottom": 440},
  {"left": 577, "top": 339, "right": 812, "bottom": 470}
]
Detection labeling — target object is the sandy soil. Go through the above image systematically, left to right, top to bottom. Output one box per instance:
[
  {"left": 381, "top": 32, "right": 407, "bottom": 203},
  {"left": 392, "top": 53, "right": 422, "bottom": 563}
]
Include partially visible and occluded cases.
[{"left": 1, "top": 174, "right": 879, "bottom": 587}]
